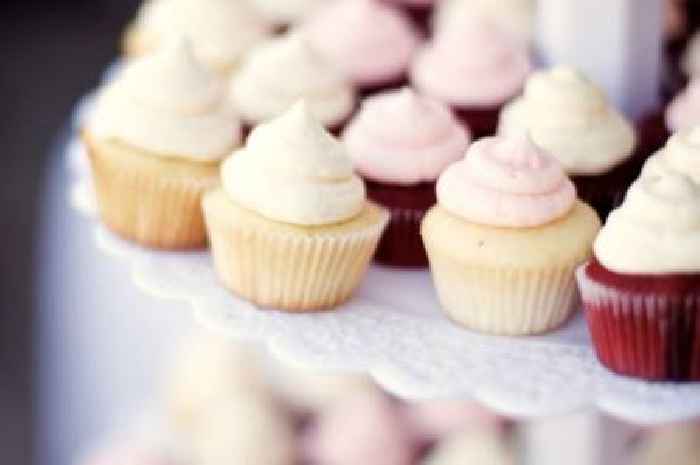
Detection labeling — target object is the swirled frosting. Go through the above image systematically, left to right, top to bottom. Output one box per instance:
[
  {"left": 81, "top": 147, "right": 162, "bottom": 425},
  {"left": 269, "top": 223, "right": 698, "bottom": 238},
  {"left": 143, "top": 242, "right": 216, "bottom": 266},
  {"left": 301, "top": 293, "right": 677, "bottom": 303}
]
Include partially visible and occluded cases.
[
  {"left": 131, "top": 0, "right": 273, "bottom": 72},
  {"left": 248, "top": 0, "right": 325, "bottom": 24},
  {"left": 301, "top": 0, "right": 420, "bottom": 87},
  {"left": 434, "top": 0, "right": 535, "bottom": 42},
  {"left": 410, "top": 19, "right": 532, "bottom": 108},
  {"left": 229, "top": 34, "right": 356, "bottom": 127},
  {"left": 90, "top": 39, "right": 241, "bottom": 161},
  {"left": 498, "top": 66, "right": 636, "bottom": 176},
  {"left": 666, "top": 79, "right": 700, "bottom": 132},
  {"left": 342, "top": 88, "right": 470, "bottom": 185},
  {"left": 222, "top": 101, "right": 365, "bottom": 225},
  {"left": 642, "top": 128, "right": 700, "bottom": 185},
  {"left": 436, "top": 135, "right": 576, "bottom": 227},
  {"left": 594, "top": 171, "right": 700, "bottom": 274}
]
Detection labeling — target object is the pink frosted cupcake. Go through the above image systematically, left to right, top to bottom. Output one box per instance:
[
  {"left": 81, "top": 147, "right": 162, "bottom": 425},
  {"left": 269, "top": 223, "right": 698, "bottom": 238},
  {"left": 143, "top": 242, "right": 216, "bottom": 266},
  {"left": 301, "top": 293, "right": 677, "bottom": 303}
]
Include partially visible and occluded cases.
[
  {"left": 302, "top": 0, "right": 421, "bottom": 96},
  {"left": 410, "top": 18, "right": 532, "bottom": 139},
  {"left": 343, "top": 87, "right": 470, "bottom": 267},
  {"left": 577, "top": 170, "right": 700, "bottom": 381}
]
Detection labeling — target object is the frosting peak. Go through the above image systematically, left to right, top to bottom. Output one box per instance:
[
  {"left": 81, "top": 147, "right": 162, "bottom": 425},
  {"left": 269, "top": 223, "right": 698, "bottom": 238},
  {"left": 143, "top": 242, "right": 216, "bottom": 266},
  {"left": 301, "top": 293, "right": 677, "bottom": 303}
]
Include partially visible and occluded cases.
[
  {"left": 301, "top": 0, "right": 420, "bottom": 86},
  {"left": 410, "top": 19, "right": 532, "bottom": 107},
  {"left": 230, "top": 34, "right": 355, "bottom": 126},
  {"left": 90, "top": 38, "right": 240, "bottom": 160},
  {"left": 498, "top": 66, "right": 635, "bottom": 176},
  {"left": 343, "top": 88, "right": 470, "bottom": 185},
  {"left": 222, "top": 102, "right": 365, "bottom": 225},
  {"left": 437, "top": 135, "right": 576, "bottom": 227},
  {"left": 594, "top": 170, "right": 700, "bottom": 274}
]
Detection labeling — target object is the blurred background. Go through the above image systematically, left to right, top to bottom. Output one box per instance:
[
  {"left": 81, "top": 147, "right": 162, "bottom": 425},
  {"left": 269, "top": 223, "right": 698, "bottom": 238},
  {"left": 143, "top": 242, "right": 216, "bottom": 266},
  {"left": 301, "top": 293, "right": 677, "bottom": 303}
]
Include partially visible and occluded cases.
[{"left": 3, "top": 1, "right": 700, "bottom": 465}]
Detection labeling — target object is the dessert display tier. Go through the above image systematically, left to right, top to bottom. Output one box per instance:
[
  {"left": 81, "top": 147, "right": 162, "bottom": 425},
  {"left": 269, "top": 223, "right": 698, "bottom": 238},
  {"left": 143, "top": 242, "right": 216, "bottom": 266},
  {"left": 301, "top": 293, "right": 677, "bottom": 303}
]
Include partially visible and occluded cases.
[{"left": 68, "top": 132, "right": 700, "bottom": 426}]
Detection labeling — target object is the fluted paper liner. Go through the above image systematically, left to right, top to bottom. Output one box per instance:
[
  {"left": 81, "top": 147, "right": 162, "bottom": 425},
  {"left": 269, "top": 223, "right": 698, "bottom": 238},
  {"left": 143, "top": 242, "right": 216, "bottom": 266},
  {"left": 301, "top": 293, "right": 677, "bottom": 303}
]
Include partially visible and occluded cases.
[
  {"left": 84, "top": 132, "right": 220, "bottom": 249},
  {"left": 203, "top": 190, "right": 389, "bottom": 312},
  {"left": 576, "top": 265, "right": 700, "bottom": 381}
]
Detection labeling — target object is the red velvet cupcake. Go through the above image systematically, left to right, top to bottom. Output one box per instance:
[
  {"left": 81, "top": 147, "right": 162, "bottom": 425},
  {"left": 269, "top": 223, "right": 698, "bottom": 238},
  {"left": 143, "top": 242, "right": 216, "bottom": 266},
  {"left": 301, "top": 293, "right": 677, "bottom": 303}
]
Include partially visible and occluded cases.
[
  {"left": 410, "top": 17, "right": 532, "bottom": 140},
  {"left": 343, "top": 87, "right": 471, "bottom": 267},
  {"left": 577, "top": 172, "right": 700, "bottom": 381}
]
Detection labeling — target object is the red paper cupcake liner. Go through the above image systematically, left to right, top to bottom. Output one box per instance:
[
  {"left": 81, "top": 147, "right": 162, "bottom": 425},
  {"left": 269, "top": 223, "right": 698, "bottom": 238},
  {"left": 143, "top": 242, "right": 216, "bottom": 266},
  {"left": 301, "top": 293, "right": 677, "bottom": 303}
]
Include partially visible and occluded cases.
[
  {"left": 365, "top": 180, "right": 436, "bottom": 267},
  {"left": 577, "top": 261, "right": 700, "bottom": 381}
]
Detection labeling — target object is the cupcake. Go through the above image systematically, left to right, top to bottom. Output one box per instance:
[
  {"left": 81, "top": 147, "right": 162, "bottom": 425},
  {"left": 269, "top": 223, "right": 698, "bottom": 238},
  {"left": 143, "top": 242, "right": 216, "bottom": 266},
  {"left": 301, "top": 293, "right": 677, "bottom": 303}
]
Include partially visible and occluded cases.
[
  {"left": 122, "top": 0, "right": 273, "bottom": 74},
  {"left": 247, "top": 0, "right": 325, "bottom": 29},
  {"left": 301, "top": 0, "right": 421, "bottom": 96},
  {"left": 433, "top": 0, "right": 535, "bottom": 43},
  {"left": 411, "top": 18, "right": 532, "bottom": 139},
  {"left": 229, "top": 34, "right": 356, "bottom": 135},
  {"left": 84, "top": 40, "right": 241, "bottom": 249},
  {"left": 498, "top": 66, "right": 638, "bottom": 220},
  {"left": 343, "top": 87, "right": 470, "bottom": 267},
  {"left": 202, "top": 102, "right": 389, "bottom": 311},
  {"left": 421, "top": 135, "right": 601, "bottom": 335},
  {"left": 577, "top": 171, "right": 700, "bottom": 381},
  {"left": 304, "top": 391, "right": 415, "bottom": 465},
  {"left": 193, "top": 398, "right": 296, "bottom": 465},
  {"left": 422, "top": 430, "right": 514, "bottom": 465}
]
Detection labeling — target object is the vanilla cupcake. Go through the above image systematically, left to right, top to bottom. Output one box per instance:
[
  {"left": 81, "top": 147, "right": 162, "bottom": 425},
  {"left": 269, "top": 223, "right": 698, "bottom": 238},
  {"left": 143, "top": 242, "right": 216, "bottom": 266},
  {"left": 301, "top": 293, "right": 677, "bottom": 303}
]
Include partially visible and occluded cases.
[
  {"left": 123, "top": 0, "right": 273, "bottom": 74},
  {"left": 248, "top": 0, "right": 325, "bottom": 28},
  {"left": 301, "top": 0, "right": 421, "bottom": 95},
  {"left": 434, "top": 0, "right": 535, "bottom": 43},
  {"left": 411, "top": 18, "right": 532, "bottom": 139},
  {"left": 230, "top": 34, "right": 356, "bottom": 134},
  {"left": 84, "top": 40, "right": 241, "bottom": 249},
  {"left": 498, "top": 66, "right": 638, "bottom": 219},
  {"left": 343, "top": 87, "right": 470, "bottom": 267},
  {"left": 203, "top": 102, "right": 389, "bottom": 311},
  {"left": 422, "top": 136, "right": 601, "bottom": 335},
  {"left": 577, "top": 171, "right": 700, "bottom": 381},
  {"left": 423, "top": 430, "right": 514, "bottom": 465}
]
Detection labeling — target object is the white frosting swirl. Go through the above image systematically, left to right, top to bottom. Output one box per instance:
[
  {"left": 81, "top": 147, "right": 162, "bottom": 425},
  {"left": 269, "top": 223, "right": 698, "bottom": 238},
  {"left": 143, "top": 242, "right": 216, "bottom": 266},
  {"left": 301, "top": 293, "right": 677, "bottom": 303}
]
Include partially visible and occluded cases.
[
  {"left": 130, "top": 0, "right": 272, "bottom": 72},
  {"left": 229, "top": 34, "right": 356, "bottom": 127},
  {"left": 91, "top": 39, "right": 241, "bottom": 161},
  {"left": 498, "top": 66, "right": 636, "bottom": 176},
  {"left": 222, "top": 101, "right": 366, "bottom": 225},
  {"left": 642, "top": 128, "right": 700, "bottom": 184},
  {"left": 594, "top": 171, "right": 700, "bottom": 274}
]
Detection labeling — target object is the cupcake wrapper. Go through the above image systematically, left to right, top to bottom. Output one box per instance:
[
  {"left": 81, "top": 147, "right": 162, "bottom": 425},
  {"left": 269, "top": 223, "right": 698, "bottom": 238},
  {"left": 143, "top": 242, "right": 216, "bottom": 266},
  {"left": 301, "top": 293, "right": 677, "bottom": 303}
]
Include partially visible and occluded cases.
[
  {"left": 88, "top": 140, "right": 218, "bottom": 249},
  {"left": 204, "top": 204, "right": 388, "bottom": 312},
  {"left": 374, "top": 206, "right": 429, "bottom": 267},
  {"left": 429, "top": 260, "right": 581, "bottom": 336},
  {"left": 576, "top": 266, "right": 700, "bottom": 381}
]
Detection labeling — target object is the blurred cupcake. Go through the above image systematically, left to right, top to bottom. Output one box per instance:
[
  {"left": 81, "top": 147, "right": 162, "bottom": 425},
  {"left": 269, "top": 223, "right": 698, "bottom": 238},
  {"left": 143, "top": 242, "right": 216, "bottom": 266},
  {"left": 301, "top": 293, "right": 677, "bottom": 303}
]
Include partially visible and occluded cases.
[
  {"left": 122, "top": 0, "right": 273, "bottom": 74},
  {"left": 248, "top": 0, "right": 325, "bottom": 29},
  {"left": 302, "top": 0, "right": 421, "bottom": 96},
  {"left": 382, "top": 0, "right": 436, "bottom": 34},
  {"left": 434, "top": 0, "right": 535, "bottom": 43},
  {"left": 411, "top": 18, "right": 532, "bottom": 139},
  {"left": 229, "top": 34, "right": 356, "bottom": 135},
  {"left": 84, "top": 39, "right": 241, "bottom": 249},
  {"left": 498, "top": 66, "right": 638, "bottom": 220},
  {"left": 343, "top": 87, "right": 470, "bottom": 267},
  {"left": 203, "top": 102, "right": 389, "bottom": 311},
  {"left": 422, "top": 136, "right": 601, "bottom": 335},
  {"left": 578, "top": 171, "right": 700, "bottom": 381},
  {"left": 166, "top": 330, "right": 272, "bottom": 432},
  {"left": 304, "top": 391, "right": 415, "bottom": 465},
  {"left": 193, "top": 398, "right": 296, "bottom": 465},
  {"left": 423, "top": 430, "right": 514, "bottom": 465}
]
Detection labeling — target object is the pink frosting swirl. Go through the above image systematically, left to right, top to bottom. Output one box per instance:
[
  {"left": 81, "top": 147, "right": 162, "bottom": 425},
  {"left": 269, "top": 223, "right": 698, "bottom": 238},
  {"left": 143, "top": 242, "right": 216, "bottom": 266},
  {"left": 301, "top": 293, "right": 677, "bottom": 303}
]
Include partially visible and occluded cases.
[
  {"left": 301, "top": 0, "right": 420, "bottom": 86},
  {"left": 410, "top": 18, "right": 532, "bottom": 108},
  {"left": 666, "top": 79, "right": 700, "bottom": 132},
  {"left": 343, "top": 88, "right": 471, "bottom": 185},
  {"left": 437, "top": 135, "right": 576, "bottom": 227}
]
